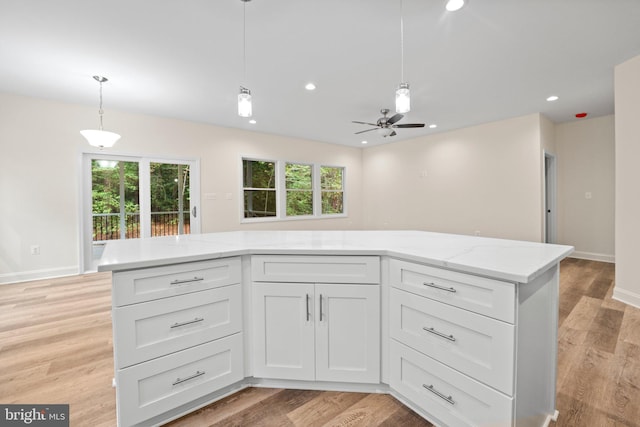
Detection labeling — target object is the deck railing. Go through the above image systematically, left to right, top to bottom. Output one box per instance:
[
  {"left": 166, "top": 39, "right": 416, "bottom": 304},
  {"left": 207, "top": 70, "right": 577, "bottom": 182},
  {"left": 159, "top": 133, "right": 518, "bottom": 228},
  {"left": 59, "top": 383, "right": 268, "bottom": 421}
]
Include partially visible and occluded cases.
[{"left": 93, "top": 211, "right": 190, "bottom": 241}]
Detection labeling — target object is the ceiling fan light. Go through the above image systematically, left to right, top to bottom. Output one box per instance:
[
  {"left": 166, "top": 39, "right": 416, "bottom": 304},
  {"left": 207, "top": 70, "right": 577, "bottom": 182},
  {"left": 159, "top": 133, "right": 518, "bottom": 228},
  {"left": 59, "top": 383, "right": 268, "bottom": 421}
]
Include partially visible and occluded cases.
[
  {"left": 446, "top": 0, "right": 465, "bottom": 11},
  {"left": 395, "top": 83, "right": 410, "bottom": 114},
  {"left": 238, "top": 87, "right": 252, "bottom": 117},
  {"left": 378, "top": 127, "right": 394, "bottom": 137},
  {"left": 80, "top": 129, "right": 121, "bottom": 149}
]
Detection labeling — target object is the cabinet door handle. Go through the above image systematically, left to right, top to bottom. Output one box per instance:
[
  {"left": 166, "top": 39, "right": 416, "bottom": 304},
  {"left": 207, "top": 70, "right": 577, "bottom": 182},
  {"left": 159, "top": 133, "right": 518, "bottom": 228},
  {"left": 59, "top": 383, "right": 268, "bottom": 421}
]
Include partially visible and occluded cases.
[
  {"left": 170, "top": 276, "right": 204, "bottom": 286},
  {"left": 423, "top": 282, "right": 457, "bottom": 293},
  {"left": 306, "top": 293, "right": 310, "bottom": 322},
  {"left": 319, "top": 294, "right": 323, "bottom": 322},
  {"left": 170, "top": 317, "right": 204, "bottom": 329},
  {"left": 423, "top": 326, "right": 456, "bottom": 342},
  {"left": 172, "top": 370, "right": 205, "bottom": 386},
  {"left": 423, "top": 384, "right": 455, "bottom": 405}
]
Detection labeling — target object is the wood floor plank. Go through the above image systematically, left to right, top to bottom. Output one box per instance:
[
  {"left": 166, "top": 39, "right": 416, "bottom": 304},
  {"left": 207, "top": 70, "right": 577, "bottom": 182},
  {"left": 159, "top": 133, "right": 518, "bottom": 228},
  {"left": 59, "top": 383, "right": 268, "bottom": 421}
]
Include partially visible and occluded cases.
[
  {"left": 286, "top": 391, "right": 370, "bottom": 427},
  {"left": 318, "top": 393, "right": 402, "bottom": 427}
]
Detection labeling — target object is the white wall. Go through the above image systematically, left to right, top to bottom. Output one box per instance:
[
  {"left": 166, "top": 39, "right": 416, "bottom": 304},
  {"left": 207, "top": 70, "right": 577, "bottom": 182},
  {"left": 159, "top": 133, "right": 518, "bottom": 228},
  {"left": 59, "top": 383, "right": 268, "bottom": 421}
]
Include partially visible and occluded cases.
[
  {"left": 614, "top": 54, "right": 640, "bottom": 308},
  {"left": 2, "top": 90, "right": 619, "bottom": 284},
  {"left": 0, "top": 93, "right": 364, "bottom": 283},
  {"left": 361, "top": 114, "right": 545, "bottom": 242},
  {"left": 555, "top": 115, "right": 615, "bottom": 262}
]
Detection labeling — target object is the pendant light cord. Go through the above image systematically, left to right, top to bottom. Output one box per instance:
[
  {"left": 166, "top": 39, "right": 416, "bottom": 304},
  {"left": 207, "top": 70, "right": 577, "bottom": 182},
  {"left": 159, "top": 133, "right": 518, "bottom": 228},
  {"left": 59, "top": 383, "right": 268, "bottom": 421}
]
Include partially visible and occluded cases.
[
  {"left": 243, "top": 0, "right": 247, "bottom": 84},
  {"left": 400, "top": 0, "right": 404, "bottom": 82},
  {"left": 98, "top": 80, "right": 104, "bottom": 131}
]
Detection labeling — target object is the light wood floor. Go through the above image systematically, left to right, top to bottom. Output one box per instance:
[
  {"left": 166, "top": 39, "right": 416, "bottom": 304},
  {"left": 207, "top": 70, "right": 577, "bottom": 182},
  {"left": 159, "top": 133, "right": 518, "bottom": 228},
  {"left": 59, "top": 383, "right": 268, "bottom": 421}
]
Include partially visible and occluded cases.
[{"left": 0, "top": 259, "right": 638, "bottom": 426}]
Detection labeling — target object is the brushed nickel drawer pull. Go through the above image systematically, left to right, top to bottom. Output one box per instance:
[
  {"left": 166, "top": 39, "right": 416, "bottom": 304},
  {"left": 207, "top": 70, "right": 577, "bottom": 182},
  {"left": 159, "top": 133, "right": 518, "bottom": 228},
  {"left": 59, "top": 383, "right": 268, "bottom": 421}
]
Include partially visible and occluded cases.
[
  {"left": 170, "top": 276, "right": 204, "bottom": 286},
  {"left": 424, "top": 282, "right": 457, "bottom": 293},
  {"left": 306, "top": 294, "right": 310, "bottom": 322},
  {"left": 319, "top": 294, "right": 324, "bottom": 322},
  {"left": 170, "top": 317, "right": 204, "bottom": 329},
  {"left": 423, "top": 326, "right": 456, "bottom": 342},
  {"left": 172, "top": 370, "right": 205, "bottom": 386},
  {"left": 423, "top": 384, "right": 455, "bottom": 405}
]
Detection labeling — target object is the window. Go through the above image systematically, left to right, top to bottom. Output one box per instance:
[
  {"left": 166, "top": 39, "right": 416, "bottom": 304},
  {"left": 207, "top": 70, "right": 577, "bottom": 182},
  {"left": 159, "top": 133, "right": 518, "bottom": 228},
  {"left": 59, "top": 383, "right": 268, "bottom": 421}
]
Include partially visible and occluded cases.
[
  {"left": 242, "top": 158, "right": 346, "bottom": 221},
  {"left": 243, "top": 159, "right": 277, "bottom": 218},
  {"left": 286, "top": 163, "right": 313, "bottom": 216},
  {"left": 321, "top": 166, "right": 344, "bottom": 215}
]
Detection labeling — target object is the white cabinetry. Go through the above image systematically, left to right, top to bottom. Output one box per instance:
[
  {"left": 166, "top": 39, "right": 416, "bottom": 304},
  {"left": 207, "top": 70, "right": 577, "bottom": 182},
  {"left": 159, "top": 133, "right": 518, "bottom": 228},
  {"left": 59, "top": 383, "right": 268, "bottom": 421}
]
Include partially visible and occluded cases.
[
  {"left": 251, "top": 256, "right": 380, "bottom": 384},
  {"left": 111, "top": 257, "right": 244, "bottom": 427},
  {"left": 389, "top": 258, "right": 559, "bottom": 427}
]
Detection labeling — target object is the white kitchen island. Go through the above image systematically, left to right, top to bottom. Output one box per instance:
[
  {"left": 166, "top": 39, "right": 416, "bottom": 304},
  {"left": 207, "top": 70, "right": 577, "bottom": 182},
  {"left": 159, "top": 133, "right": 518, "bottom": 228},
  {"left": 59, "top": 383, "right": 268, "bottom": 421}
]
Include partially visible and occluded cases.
[{"left": 98, "top": 230, "right": 573, "bottom": 427}]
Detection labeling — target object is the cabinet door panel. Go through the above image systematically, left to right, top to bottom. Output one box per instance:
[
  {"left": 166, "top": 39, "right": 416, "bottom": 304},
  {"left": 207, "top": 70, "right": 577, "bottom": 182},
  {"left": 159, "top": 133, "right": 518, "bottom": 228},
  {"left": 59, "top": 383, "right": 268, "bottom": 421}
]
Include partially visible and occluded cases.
[
  {"left": 252, "top": 283, "right": 315, "bottom": 381},
  {"left": 316, "top": 284, "right": 380, "bottom": 383}
]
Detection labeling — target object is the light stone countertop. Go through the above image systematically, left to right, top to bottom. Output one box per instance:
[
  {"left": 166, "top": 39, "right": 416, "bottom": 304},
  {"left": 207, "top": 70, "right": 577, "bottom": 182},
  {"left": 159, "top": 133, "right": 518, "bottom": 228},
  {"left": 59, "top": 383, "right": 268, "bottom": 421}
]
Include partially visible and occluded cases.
[{"left": 97, "top": 230, "right": 574, "bottom": 283}]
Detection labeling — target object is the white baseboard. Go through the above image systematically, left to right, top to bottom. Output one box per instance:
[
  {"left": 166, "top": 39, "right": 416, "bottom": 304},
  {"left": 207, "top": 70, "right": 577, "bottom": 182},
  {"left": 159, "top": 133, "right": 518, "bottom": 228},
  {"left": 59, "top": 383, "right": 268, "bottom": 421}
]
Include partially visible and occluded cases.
[
  {"left": 569, "top": 251, "right": 615, "bottom": 263},
  {"left": 0, "top": 266, "right": 79, "bottom": 285},
  {"left": 613, "top": 287, "right": 640, "bottom": 310}
]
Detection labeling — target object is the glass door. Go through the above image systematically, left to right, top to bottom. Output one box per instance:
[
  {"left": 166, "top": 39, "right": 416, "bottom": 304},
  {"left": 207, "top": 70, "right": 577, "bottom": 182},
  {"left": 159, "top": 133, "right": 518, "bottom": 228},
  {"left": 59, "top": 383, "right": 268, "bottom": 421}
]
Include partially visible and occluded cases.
[{"left": 82, "top": 154, "right": 200, "bottom": 272}]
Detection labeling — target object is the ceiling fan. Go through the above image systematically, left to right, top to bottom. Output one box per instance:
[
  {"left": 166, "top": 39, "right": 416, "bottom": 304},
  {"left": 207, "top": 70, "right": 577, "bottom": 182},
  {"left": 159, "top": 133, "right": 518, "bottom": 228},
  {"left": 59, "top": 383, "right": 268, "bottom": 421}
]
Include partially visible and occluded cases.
[{"left": 352, "top": 108, "right": 425, "bottom": 137}]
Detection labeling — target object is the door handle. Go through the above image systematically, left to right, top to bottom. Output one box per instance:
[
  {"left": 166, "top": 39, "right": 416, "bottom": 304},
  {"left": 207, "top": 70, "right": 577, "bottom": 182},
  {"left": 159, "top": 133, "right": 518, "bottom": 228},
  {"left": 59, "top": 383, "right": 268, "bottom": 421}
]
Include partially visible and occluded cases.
[{"left": 192, "top": 206, "right": 197, "bottom": 217}]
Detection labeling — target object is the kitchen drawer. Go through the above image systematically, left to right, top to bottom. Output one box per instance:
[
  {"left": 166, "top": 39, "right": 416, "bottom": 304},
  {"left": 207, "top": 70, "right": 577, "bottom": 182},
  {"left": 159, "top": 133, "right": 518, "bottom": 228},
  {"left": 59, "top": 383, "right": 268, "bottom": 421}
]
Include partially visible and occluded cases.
[
  {"left": 251, "top": 255, "right": 380, "bottom": 284},
  {"left": 113, "top": 257, "right": 241, "bottom": 306},
  {"left": 390, "top": 258, "right": 515, "bottom": 323},
  {"left": 114, "top": 284, "right": 242, "bottom": 369},
  {"left": 390, "top": 288, "right": 514, "bottom": 395},
  {"left": 116, "top": 333, "right": 243, "bottom": 427},
  {"left": 390, "top": 340, "right": 513, "bottom": 427}
]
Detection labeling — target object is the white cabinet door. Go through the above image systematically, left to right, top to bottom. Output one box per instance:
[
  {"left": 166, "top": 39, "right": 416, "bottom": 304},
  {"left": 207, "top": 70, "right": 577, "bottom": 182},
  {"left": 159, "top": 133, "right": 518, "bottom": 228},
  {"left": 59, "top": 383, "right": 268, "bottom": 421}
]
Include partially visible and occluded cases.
[
  {"left": 252, "top": 283, "right": 315, "bottom": 381},
  {"left": 315, "top": 284, "right": 380, "bottom": 383}
]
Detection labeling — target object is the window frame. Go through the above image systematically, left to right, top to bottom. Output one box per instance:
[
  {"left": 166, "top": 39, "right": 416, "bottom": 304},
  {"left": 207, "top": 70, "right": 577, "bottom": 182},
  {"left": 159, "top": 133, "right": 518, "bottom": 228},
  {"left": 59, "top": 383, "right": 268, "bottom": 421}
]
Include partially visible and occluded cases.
[{"left": 240, "top": 157, "right": 347, "bottom": 223}]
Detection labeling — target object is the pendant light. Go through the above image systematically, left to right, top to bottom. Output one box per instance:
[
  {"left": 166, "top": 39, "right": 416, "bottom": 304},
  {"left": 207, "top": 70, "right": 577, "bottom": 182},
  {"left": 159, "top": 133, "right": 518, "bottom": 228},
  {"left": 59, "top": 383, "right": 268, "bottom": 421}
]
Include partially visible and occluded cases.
[
  {"left": 238, "top": 0, "right": 252, "bottom": 117},
  {"left": 395, "top": 0, "right": 410, "bottom": 114},
  {"left": 80, "top": 76, "right": 121, "bottom": 149}
]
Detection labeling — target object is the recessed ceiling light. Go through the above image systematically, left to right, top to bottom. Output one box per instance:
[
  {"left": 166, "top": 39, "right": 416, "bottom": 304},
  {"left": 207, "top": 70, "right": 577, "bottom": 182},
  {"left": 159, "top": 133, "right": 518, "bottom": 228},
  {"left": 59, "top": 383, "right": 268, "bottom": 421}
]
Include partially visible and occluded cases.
[
  {"left": 445, "top": 0, "right": 465, "bottom": 12},
  {"left": 305, "top": 83, "right": 316, "bottom": 91},
  {"left": 546, "top": 95, "right": 559, "bottom": 102},
  {"left": 249, "top": 119, "right": 256, "bottom": 124},
  {"left": 429, "top": 124, "right": 437, "bottom": 129},
  {"left": 361, "top": 140, "right": 368, "bottom": 144}
]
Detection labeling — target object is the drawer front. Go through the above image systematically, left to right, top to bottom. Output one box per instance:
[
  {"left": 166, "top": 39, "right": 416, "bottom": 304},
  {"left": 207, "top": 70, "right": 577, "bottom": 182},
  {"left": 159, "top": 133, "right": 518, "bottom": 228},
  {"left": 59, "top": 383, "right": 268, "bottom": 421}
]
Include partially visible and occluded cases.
[
  {"left": 251, "top": 255, "right": 380, "bottom": 284},
  {"left": 113, "top": 257, "right": 241, "bottom": 306},
  {"left": 390, "top": 259, "right": 515, "bottom": 323},
  {"left": 114, "top": 284, "right": 242, "bottom": 369},
  {"left": 390, "top": 288, "right": 514, "bottom": 395},
  {"left": 116, "top": 333, "right": 243, "bottom": 427},
  {"left": 390, "top": 340, "right": 513, "bottom": 427}
]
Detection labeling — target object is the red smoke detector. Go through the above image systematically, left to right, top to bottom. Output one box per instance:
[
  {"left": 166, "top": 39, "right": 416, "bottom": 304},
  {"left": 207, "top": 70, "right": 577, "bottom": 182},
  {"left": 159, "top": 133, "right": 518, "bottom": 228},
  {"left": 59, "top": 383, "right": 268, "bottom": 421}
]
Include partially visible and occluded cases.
[{"left": 575, "top": 112, "right": 588, "bottom": 118}]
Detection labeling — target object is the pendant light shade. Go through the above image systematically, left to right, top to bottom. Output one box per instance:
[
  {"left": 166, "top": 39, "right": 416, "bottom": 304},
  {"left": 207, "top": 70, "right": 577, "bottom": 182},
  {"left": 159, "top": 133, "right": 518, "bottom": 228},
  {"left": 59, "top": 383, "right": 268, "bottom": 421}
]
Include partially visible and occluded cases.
[
  {"left": 81, "top": 76, "right": 121, "bottom": 149},
  {"left": 395, "top": 83, "right": 410, "bottom": 114},
  {"left": 238, "top": 86, "right": 252, "bottom": 117},
  {"left": 80, "top": 129, "right": 121, "bottom": 148}
]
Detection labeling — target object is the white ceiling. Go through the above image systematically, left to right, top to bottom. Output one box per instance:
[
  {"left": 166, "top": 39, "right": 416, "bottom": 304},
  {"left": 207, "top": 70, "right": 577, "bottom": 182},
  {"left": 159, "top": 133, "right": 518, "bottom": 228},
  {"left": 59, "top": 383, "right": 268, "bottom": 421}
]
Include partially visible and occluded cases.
[{"left": 1, "top": 0, "right": 639, "bottom": 147}]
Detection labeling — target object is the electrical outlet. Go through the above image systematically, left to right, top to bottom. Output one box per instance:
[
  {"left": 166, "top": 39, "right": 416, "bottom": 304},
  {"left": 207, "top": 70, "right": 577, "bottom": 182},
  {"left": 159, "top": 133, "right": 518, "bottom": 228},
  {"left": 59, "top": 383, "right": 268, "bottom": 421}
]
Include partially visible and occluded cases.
[
  {"left": 474, "top": 231, "right": 481, "bottom": 236},
  {"left": 30, "top": 245, "right": 40, "bottom": 255}
]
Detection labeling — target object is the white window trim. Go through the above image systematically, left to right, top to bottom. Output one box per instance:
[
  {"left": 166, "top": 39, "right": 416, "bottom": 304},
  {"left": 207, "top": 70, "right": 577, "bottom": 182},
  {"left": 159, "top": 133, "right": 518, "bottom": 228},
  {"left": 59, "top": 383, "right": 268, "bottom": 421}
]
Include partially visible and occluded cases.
[{"left": 240, "top": 157, "right": 347, "bottom": 224}]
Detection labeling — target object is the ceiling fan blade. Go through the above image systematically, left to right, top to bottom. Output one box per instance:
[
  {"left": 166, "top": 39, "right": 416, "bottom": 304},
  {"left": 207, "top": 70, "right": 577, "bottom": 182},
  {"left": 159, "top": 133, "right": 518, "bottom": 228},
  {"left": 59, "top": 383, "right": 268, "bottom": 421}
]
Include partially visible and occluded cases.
[
  {"left": 387, "top": 113, "right": 404, "bottom": 125},
  {"left": 352, "top": 121, "right": 378, "bottom": 126},
  {"left": 393, "top": 123, "right": 425, "bottom": 128},
  {"left": 354, "top": 128, "right": 378, "bottom": 135}
]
